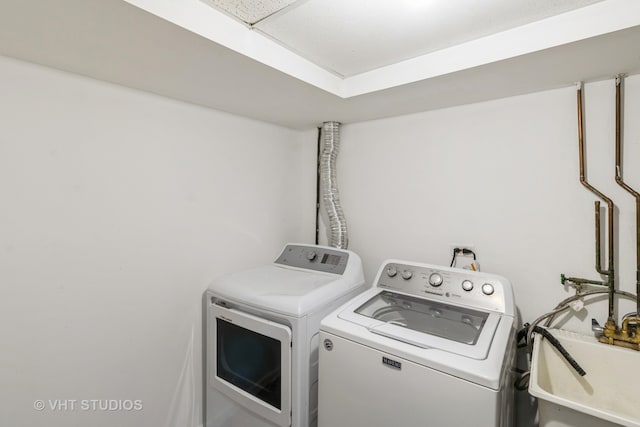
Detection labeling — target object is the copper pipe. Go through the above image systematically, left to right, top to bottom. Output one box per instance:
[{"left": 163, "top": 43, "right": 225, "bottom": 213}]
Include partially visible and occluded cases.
[
  {"left": 613, "top": 75, "right": 640, "bottom": 316},
  {"left": 576, "top": 83, "right": 616, "bottom": 322},
  {"left": 595, "top": 201, "right": 603, "bottom": 274}
]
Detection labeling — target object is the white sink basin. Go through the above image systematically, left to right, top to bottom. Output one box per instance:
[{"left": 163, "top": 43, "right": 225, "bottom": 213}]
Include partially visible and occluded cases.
[{"left": 529, "top": 328, "right": 640, "bottom": 427}]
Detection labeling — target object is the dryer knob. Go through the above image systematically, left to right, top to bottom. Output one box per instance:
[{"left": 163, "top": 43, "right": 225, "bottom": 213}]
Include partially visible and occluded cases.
[
  {"left": 386, "top": 266, "right": 398, "bottom": 277},
  {"left": 401, "top": 270, "right": 413, "bottom": 280},
  {"left": 429, "top": 273, "right": 443, "bottom": 287},
  {"left": 482, "top": 283, "right": 495, "bottom": 295}
]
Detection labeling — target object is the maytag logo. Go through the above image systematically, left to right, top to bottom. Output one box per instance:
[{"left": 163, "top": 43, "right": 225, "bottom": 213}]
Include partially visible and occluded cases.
[{"left": 382, "top": 356, "right": 401, "bottom": 370}]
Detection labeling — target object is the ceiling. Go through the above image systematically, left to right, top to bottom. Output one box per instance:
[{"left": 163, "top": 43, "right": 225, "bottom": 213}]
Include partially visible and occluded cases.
[
  {"left": 0, "top": 0, "right": 639, "bottom": 129},
  {"left": 240, "top": 0, "right": 603, "bottom": 77}
]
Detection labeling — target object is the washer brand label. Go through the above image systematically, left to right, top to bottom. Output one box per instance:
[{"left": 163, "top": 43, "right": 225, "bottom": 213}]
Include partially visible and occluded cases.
[{"left": 382, "top": 356, "right": 401, "bottom": 370}]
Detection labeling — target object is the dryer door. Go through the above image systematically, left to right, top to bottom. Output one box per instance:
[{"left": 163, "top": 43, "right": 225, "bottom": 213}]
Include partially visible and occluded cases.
[{"left": 209, "top": 303, "right": 292, "bottom": 427}]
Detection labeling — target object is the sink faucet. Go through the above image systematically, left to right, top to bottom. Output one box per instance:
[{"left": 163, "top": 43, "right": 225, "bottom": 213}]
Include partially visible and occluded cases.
[{"left": 591, "top": 318, "right": 604, "bottom": 336}]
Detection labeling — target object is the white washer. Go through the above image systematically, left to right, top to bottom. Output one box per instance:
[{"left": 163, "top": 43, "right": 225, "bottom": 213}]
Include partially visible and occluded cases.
[
  {"left": 205, "top": 243, "right": 365, "bottom": 427},
  {"left": 318, "top": 260, "right": 517, "bottom": 427}
]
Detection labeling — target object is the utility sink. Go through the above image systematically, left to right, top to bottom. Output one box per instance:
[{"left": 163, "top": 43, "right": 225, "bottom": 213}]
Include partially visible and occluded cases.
[{"left": 529, "top": 328, "right": 640, "bottom": 427}]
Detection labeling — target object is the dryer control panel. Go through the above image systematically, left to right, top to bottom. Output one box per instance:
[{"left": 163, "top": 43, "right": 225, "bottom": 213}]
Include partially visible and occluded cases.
[
  {"left": 274, "top": 244, "right": 349, "bottom": 275},
  {"left": 375, "top": 261, "right": 514, "bottom": 315}
]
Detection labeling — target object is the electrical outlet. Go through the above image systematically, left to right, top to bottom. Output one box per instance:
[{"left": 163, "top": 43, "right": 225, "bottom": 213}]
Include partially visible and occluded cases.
[
  {"left": 449, "top": 244, "right": 475, "bottom": 254},
  {"left": 449, "top": 244, "right": 479, "bottom": 270}
]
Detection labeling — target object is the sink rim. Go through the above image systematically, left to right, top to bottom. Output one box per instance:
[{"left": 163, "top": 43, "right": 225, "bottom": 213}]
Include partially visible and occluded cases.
[{"left": 529, "top": 327, "right": 640, "bottom": 427}]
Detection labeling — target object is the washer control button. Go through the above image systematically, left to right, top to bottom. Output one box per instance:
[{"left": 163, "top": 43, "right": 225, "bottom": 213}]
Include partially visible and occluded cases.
[
  {"left": 386, "top": 266, "right": 398, "bottom": 277},
  {"left": 401, "top": 270, "right": 413, "bottom": 280},
  {"left": 429, "top": 273, "right": 443, "bottom": 287},
  {"left": 461, "top": 280, "right": 474, "bottom": 291},
  {"left": 482, "top": 283, "right": 495, "bottom": 295}
]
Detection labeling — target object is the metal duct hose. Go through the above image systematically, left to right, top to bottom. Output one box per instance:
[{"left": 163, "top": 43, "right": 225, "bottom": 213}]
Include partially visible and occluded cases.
[{"left": 320, "top": 121, "right": 348, "bottom": 249}]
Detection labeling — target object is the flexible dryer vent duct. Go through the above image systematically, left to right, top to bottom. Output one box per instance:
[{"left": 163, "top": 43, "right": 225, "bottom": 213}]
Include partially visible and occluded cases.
[{"left": 320, "top": 121, "right": 348, "bottom": 249}]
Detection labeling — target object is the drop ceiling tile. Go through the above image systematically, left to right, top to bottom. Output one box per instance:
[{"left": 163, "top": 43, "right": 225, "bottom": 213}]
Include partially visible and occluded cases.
[
  {"left": 203, "top": 0, "right": 299, "bottom": 25},
  {"left": 255, "top": 0, "right": 603, "bottom": 76}
]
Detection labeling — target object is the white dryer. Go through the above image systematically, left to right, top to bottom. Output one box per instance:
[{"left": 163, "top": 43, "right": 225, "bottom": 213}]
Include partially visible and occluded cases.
[
  {"left": 205, "top": 243, "right": 365, "bottom": 427},
  {"left": 318, "top": 260, "right": 516, "bottom": 427}
]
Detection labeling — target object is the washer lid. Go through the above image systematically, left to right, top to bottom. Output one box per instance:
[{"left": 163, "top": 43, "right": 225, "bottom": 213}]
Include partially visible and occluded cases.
[{"left": 339, "top": 290, "right": 501, "bottom": 360}]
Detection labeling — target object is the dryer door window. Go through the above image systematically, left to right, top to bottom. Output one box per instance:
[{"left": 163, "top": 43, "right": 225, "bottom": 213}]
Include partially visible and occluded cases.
[
  {"left": 209, "top": 303, "right": 292, "bottom": 427},
  {"left": 216, "top": 318, "right": 282, "bottom": 409}
]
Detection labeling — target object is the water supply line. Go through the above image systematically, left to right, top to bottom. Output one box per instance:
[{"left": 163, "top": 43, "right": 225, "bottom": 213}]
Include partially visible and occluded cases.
[
  {"left": 614, "top": 75, "right": 640, "bottom": 318},
  {"left": 566, "top": 77, "right": 640, "bottom": 351},
  {"left": 518, "top": 78, "right": 640, "bottom": 390},
  {"left": 561, "top": 82, "right": 616, "bottom": 326},
  {"left": 320, "top": 121, "right": 348, "bottom": 249}
]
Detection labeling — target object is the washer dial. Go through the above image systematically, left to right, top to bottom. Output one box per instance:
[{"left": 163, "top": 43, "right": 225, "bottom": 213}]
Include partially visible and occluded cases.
[
  {"left": 428, "top": 273, "right": 443, "bottom": 287},
  {"left": 461, "top": 280, "right": 474, "bottom": 291},
  {"left": 482, "top": 283, "right": 495, "bottom": 295}
]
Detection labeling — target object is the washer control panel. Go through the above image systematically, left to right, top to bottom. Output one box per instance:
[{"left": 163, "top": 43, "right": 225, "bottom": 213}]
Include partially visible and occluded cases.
[
  {"left": 274, "top": 244, "right": 349, "bottom": 275},
  {"left": 375, "top": 261, "right": 511, "bottom": 314}
]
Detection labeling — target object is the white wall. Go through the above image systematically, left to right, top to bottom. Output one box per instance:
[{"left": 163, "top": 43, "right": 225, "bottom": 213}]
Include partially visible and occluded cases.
[
  {"left": 3, "top": 50, "right": 639, "bottom": 427},
  {"left": 0, "top": 55, "right": 316, "bottom": 427},
  {"left": 324, "top": 76, "right": 640, "bottom": 425},
  {"left": 335, "top": 76, "right": 640, "bottom": 327}
]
